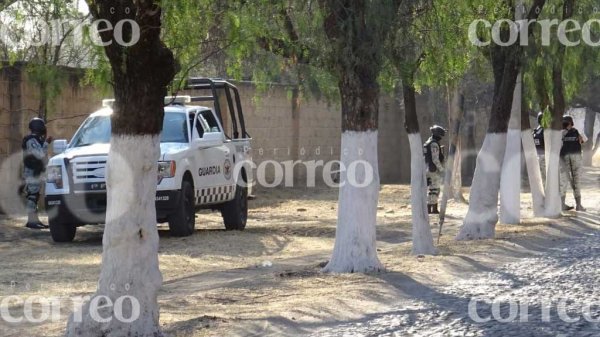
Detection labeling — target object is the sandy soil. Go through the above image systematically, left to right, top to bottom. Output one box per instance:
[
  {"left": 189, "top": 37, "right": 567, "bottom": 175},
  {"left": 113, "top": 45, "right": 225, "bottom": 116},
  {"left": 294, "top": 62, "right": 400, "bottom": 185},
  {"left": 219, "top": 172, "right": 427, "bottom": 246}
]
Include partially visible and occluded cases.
[{"left": 0, "top": 168, "right": 598, "bottom": 337}]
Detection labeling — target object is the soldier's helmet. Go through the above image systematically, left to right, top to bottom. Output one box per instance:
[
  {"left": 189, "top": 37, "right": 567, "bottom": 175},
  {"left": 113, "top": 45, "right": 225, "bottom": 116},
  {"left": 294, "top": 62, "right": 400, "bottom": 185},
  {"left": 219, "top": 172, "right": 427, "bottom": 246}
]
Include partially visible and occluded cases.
[
  {"left": 537, "top": 112, "right": 544, "bottom": 125},
  {"left": 562, "top": 115, "right": 574, "bottom": 126},
  {"left": 28, "top": 118, "right": 46, "bottom": 134},
  {"left": 430, "top": 125, "right": 447, "bottom": 138}
]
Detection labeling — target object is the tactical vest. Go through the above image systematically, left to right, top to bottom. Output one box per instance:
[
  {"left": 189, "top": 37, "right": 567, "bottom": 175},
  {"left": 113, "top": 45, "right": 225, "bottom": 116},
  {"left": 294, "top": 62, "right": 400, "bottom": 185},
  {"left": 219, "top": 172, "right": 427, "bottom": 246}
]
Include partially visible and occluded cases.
[
  {"left": 533, "top": 126, "right": 544, "bottom": 153},
  {"left": 560, "top": 128, "right": 582, "bottom": 156},
  {"left": 22, "top": 135, "right": 45, "bottom": 174},
  {"left": 423, "top": 138, "right": 444, "bottom": 173}
]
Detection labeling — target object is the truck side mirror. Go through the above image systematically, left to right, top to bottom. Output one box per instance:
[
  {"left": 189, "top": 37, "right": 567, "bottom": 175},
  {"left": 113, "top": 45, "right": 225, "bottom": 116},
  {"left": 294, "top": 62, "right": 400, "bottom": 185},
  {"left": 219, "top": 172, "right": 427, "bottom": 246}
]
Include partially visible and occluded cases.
[
  {"left": 192, "top": 132, "right": 223, "bottom": 149},
  {"left": 53, "top": 139, "right": 68, "bottom": 154}
]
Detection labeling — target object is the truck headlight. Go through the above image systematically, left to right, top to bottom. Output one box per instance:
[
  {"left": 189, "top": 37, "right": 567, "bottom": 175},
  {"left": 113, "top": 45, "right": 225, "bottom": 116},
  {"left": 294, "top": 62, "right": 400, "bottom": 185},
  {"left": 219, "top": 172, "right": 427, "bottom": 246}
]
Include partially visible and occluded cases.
[
  {"left": 157, "top": 161, "right": 176, "bottom": 183},
  {"left": 47, "top": 165, "right": 63, "bottom": 189}
]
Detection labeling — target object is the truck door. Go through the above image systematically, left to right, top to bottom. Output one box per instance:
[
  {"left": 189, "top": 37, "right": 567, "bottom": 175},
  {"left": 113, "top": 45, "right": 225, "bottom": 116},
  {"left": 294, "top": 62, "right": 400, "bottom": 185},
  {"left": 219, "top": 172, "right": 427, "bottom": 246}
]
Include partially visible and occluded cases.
[{"left": 192, "top": 110, "right": 234, "bottom": 205}]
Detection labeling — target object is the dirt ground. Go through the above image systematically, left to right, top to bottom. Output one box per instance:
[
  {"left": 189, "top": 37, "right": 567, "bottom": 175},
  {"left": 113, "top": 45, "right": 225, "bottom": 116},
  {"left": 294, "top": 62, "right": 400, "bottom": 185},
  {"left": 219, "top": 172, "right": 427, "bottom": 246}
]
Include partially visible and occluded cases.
[{"left": 0, "top": 168, "right": 599, "bottom": 337}]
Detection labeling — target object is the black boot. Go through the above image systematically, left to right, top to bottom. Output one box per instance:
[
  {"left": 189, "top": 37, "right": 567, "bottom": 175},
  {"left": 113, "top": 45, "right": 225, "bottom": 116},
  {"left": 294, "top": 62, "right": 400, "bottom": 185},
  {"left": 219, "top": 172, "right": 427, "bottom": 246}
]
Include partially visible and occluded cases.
[
  {"left": 561, "top": 197, "right": 574, "bottom": 211},
  {"left": 575, "top": 197, "right": 586, "bottom": 211},
  {"left": 432, "top": 204, "right": 440, "bottom": 214},
  {"left": 25, "top": 212, "right": 47, "bottom": 229}
]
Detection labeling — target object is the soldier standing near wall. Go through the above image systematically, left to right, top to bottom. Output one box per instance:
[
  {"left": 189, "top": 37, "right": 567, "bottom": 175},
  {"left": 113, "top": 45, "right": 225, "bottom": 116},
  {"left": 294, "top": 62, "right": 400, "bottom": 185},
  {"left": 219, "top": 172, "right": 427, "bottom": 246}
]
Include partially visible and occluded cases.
[
  {"left": 533, "top": 112, "right": 546, "bottom": 182},
  {"left": 560, "top": 115, "right": 586, "bottom": 212},
  {"left": 22, "top": 118, "right": 53, "bottom": 229},
  {"left": 423, "top": 125, "right": 447, "bottom": 214}
]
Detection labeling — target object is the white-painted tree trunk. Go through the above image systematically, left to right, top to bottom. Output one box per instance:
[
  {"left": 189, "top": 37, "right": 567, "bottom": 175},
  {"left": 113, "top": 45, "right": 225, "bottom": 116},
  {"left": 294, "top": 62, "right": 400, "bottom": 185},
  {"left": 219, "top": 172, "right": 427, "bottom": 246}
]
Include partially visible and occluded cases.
[
  {"left": 499, "top": 74, "right": 521, "bottom": 224},
  {"left": 499, "top": 129, "right": 521, "bottom": 224},
  {"left": 521, "top": 129, "right": 545, "bottom": 216},
  {"left": 544, "top": 129, "right": 562, "bottom": 218},
  {"left": 324, "top": 131, "right": 383, "bottom": 273},
  {"left": 408, "top": 133, "right": 436, "bottom": 255},
  {"left": 456, "top": 133, "right": 506, "bottom": 240},
  {"left": 66, "top": 135, "right": 163, "bottom": 337}
]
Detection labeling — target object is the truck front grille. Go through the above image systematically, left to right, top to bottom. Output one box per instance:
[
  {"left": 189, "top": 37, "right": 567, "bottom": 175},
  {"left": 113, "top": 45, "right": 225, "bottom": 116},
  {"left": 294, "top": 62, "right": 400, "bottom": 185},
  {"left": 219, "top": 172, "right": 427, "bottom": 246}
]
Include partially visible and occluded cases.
[{"left": 71, "top": 156, "right": 107, "bottom": 185}]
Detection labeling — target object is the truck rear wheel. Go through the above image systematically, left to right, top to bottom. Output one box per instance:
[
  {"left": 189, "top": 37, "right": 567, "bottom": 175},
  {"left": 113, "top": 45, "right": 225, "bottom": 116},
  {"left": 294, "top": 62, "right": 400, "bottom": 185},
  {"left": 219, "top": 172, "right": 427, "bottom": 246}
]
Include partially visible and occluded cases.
[
  {"left": 168, "top": 180, "right": 195, "bottom": 237},
  {"left": 221, "top": 184, "right": 248, "bottom": 230},
  {"left": 49, "top": 219, "right": 77, "bottom": 243}
]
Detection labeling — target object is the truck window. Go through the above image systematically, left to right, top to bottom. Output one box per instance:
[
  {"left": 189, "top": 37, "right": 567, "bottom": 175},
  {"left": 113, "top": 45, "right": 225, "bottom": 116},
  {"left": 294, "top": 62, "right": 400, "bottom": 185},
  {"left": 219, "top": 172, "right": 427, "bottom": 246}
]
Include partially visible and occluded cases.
[
  {"left": 200, "top": 110, "right": 221, "bottom": 133},
  {"left": 70, "top": 112, "right": 189, "bottom": 148},
  {"left": 160, "top": 113, "right": 189, "bottom": 143},
  {"left": 194, "top": 115, "right": 209, "bottom": 138},
  {"left": 70, "top": 116, "right": 111, "bottom": 147}
]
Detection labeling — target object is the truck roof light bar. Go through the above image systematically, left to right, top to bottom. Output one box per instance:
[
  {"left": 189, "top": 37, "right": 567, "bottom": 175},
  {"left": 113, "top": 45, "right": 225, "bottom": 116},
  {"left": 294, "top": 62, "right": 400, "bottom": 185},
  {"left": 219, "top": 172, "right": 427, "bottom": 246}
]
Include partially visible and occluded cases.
[
  {"left": 165, "top": 95, "right": 191, "bottom": 105},
  {"left": 102, "top": 99, "right": 115, "bottom": 108}
]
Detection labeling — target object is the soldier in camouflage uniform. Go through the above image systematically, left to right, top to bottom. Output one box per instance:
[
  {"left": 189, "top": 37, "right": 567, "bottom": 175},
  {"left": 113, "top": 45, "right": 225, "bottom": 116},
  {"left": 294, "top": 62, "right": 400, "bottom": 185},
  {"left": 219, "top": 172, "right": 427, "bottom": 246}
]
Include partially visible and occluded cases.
[
  {"left": 533, "top": 112, "right": 545, "bottom": 182},
  {"left": 560, "top": 115, "right": 586, "bottom": 211},
  {"left": 22, "top": 118, "right": 53, "bottom": 229},
  {"left": 423, "top": 125, "right": 446, "bottom": 214}
]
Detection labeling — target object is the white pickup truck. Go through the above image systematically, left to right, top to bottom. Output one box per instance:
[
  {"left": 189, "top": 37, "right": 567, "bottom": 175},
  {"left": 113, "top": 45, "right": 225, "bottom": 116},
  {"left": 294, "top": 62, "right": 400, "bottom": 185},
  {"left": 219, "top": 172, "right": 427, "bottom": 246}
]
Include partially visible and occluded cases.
[{"left": 44, "top": 79, "right": 253, "bottom": 242}]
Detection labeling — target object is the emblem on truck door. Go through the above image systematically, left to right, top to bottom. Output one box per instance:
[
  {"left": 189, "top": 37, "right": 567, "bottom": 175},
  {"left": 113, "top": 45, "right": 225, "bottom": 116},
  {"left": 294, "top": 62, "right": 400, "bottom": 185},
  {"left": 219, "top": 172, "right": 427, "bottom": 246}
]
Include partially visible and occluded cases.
[{"left": 223, "top": 159, "right": 232, "bottom": 180}]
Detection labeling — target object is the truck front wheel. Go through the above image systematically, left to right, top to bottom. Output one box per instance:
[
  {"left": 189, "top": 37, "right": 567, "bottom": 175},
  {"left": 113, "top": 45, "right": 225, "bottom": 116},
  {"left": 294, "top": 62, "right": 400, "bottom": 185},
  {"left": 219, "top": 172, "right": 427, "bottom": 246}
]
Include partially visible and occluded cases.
[
  {"left": 168, "top": 180, "right": 195, "bottom": 237},
  {"left": 221, "top": 184, "right": 248, "bottom": 230},
  {"left": 49, "top": 219, "right": 77, "bottom": 243}
]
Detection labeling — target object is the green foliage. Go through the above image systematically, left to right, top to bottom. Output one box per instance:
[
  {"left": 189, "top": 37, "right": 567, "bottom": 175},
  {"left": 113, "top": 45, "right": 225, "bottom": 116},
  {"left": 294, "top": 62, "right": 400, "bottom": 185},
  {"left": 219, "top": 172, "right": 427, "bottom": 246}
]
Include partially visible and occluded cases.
[
  {"left": 1, "top": 0, "right": 89, "bottom": 118},
  {"left": 223, "top": 0, "right": 338, "bottom": 104},
  {"left": 383, "top": 0, "right": 478, "bottom": 96},
  {"left": 523, "top": 0, "right": 600, "bottom": 112},
  {"left": 541, "top": 105, "right": 552, "bottom": 128}
]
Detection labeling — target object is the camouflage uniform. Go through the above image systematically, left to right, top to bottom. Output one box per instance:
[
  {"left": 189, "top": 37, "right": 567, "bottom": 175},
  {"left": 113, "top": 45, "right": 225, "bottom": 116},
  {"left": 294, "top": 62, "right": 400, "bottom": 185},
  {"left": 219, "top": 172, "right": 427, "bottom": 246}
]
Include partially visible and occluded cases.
[
  {"left": 559, "top": 118, "right": 585, "bottom": 211},
  {"left": 22, "top": 131, "right": 49, "bottom": 228},
  {"left": 424, "top": 138, "right": 444, "bottom": 206},
  {"left": 559, "top": 153, "right": 582, "bottom": 199}
]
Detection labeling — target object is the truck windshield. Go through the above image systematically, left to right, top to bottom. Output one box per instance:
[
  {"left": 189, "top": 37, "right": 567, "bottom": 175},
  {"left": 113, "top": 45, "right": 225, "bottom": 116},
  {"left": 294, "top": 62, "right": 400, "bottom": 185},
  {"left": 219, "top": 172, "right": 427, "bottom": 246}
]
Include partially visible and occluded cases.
[{"left": 70, "top": 112, "right": 189, "bottom": 148}]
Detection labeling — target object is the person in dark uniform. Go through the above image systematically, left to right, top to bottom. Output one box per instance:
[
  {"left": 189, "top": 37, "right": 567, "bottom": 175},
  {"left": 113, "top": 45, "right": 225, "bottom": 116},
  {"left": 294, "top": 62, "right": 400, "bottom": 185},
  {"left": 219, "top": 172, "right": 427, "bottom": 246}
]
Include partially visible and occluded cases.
[
  {"left": 533, "top": 112, "right": 545, "bottom": 182},
  {"left": 560, "top": 115, "right": 586, "bottom": 211},
  {"left": 22, "top": 118, "right": 53, "bottom": 229},
  {"left": 423, "top": 125, "right": 446, "bottom": 214}
]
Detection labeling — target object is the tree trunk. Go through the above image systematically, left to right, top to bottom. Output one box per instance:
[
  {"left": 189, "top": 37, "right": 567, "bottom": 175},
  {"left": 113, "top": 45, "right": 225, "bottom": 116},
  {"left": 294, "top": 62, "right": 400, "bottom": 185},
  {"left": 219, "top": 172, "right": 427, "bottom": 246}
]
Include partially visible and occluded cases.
[
  {"left": 320, "top": 0, "right": 398, "bottom": 273},
  {"left": 457, "top": 0, "right": 546, "bottom": 240},
  {"left": 544, "top": 0, "right": 573, "bottom": 218},
  {"left": 66, "top": 1, "right": 177, "bottom": 336},
  {"left": 456, "top": 48, "right": 520, "bottom": 240},
  {"left": 323, "top": 70, "right": 383, "bottom": 272},
  {"left": 544, "top": 72, "right": 566, "bottom": 218},
  {"left": 499, "top": 73, "right": 522, "bottom": 224},
  {"left": 38, "top": 79, "right": 48, "bottom": 120},
  {"left": 403, "top": 83, "right": 435, "bottom": 256},
  {"left": 291, "top": 85, "right": 302, "bottom": 184},
  {"left": 440, "top": 87, "right": 466, "bottom": 236},
  {"left": 445, "top": 87, "right": 466, "bottom": 203},
  {"left": 442, "top": 88, "right": 465, "bottom": 201},
  {"left": 521, "top": 107, "right": 545, "bottom": 217},
  {"left": 582, "top": 108, "right": 595, "bottom": 166},
  {"left": 463, "top": 109, "right": 477, "bottom": 185},
  {"left": 452, "top": 139, "right": 466, "bottom": 202}
]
